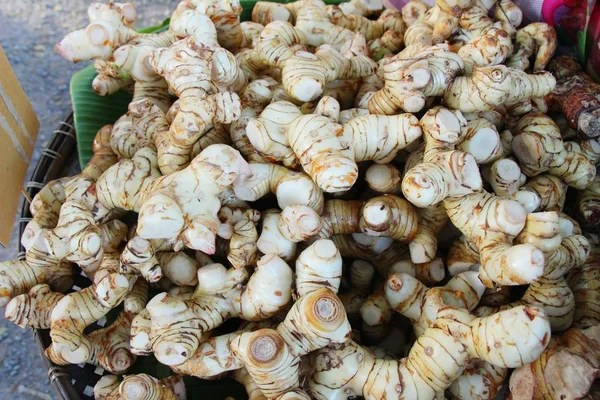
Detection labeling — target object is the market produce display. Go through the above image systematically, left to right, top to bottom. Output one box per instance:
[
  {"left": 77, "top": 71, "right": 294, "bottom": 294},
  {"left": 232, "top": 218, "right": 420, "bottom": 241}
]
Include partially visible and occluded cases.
[{"left": 2, "top": 0, "right": 600, "bottom": 399}]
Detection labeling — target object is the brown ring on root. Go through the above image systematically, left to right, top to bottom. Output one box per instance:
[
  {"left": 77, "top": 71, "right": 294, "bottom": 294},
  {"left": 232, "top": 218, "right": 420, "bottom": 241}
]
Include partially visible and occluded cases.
[
  {"left": 305, "top": 289, "right": 345, "bottom": 332},
  {"left": 248, "top": 329, "right": 285, "bottom": 367}
]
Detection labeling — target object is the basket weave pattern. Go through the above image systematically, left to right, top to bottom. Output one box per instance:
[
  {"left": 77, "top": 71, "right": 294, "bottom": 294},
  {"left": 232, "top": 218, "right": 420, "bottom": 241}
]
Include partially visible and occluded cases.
[{"left": 19, "top": 114, "right": 104, "bottom": 400}]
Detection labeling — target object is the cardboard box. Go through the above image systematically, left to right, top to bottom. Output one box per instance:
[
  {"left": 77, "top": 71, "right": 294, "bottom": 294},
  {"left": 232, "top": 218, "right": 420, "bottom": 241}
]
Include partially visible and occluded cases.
[{"left": 0, "top": 44, "right": 39, "bottom": 247}]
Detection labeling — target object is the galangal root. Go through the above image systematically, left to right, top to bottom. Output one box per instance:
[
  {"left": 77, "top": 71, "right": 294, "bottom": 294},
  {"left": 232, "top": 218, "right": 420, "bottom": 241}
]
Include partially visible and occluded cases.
[{"left": 3, "top": 1, "right": 596, "bottom": 399}]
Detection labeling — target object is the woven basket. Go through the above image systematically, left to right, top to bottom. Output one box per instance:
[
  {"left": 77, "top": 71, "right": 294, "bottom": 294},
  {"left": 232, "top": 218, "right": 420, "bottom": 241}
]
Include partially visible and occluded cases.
[{"left": 18, "top": 114, "right": 97, "bottom": 399}]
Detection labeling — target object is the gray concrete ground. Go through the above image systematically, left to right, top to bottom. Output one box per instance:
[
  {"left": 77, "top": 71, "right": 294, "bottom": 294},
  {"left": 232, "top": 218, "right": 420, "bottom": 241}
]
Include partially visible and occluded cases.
[{"left": 0, "top": 2, "right": 172, "bottom": 398}]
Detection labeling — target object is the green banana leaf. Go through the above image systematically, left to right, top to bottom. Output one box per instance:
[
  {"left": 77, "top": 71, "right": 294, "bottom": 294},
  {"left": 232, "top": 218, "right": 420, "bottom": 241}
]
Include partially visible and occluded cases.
[{"left": 71, "top": 65, "right": 133, "bottom": 168}]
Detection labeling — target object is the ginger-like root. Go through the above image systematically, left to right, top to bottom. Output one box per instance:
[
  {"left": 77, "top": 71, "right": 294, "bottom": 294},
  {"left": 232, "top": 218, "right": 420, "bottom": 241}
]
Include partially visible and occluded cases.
[
  {"left": 293, "top": 0, "right": 355, "bottom": 49},
  {"left": 337, "top": 0, "right": 383, "bottom": 17},
  {"left": 402, "top": 0, "right": 430, "bottom": 27},
  {"left": 404, "top": 0, "right": 474, "bottom": 46},
  {"left": 452, "top": 0, "right": 511, "bottom": 56},
  {"left": 493, "top": 0, "right": 522, "bottom": 31},
  {"left": 169, "top": 1, "right": 221, "bottom": 44},
  {"left": 251, "top": 1, "right": 292, "bottom": 25},
  {"left": 457, "top": 1, "right": 496, "bottom": 37},
  {"left": 55, "top": 2, "right": 139, "bottom": 62},
  {"left": 326, "top": 5, "right": 385, "bottom": 41},
  {"left": 210, "top": 7, "right": 244, "bottom": 51},
  {"left": 326, "top": 7, "right": 401, "bottom": 57},
  {"left": 368, "top": 10, "right": 405, "bottom": 61},
  {"left": 404, "top": 19, "right": 434, "bottom": 46},
  {"left": 239, "top": 21, "right": 264, "bottom": 49},
  {"left": 240, "top": 21, "right": 375, "bottom": 102},
  {"left": 506, "top": 23, "right": 557, "bottom": 71},
  {"left": 458, "top": 27, "right": 513, "bottom": 75},
  {"left": 108, "top": 31, "right": 177, "bottom": 113},
  {"left": 149, "top": 36, "right": 243, "bottom": 174},
  {"left": 282, "top": 41, "right": 376, "bottom": 103},
  {"left": 369, "top": 44, "right": 464, "bottom": 114},
  {"left": 93, "top": 59, "right": 134, "bottom": 96},
  {"left": 444, "top": 65, "right": 556, "bottom": 112},
  {"left": 230, "top": 78, "right": 277, "bottom": 163},
  {"left": 248, "top": 97, "right": 421, "bottom": 193},
  {"left": 110, "top": 98, "right": 169, "bottom": 163},
  {"left": 242, "top": 101, "right": 302, "bottom": 167},
  {"left": 402, "top": 106, "right": 482, "bottom": 207},
  {"left": 292, "top": 110, "right": 421, "bottom": 193},
  {"left": 512, "top": 113, "right": 596, "bottom": 189},
  {"left": 459, "top": 116, "right": 503, "bottom": 164},
  {"left": 189, "top": 124, "right": 233, "bottom": 161},
  {"left": 22, "top": 126, "right": 118, "bottom": 250},
  {"left": 566, "top": 139, "right": 600, "bottom": 165},
  {"left": 99, "top": 145, "right": 251, "bottom": 254},
  {"left": 96, "top": 147, "right": 160, "bottom": 212},
  {"left": 482, "top": 158, "right": 542, "bottom": 213},
  {"left": 484, "top": 158, "right": 522, "bottom": 195},
  {"left": 233, "top": 163, "right": 324, "bottom": 213},
  {"left": 365, "top": 163, "right": 402, "bottom": 194},
  {"left": 524, "top": 174, "right": 567, "bottom": 212},
  {"left": 576, "top": 175, "right": 600, "bottom": 231},
  {"left": 21, "top": 178, "right": 68, "bottom": 250},
  {"left": 444, "top": 190, "right": 545, "bottom": 287},
  {"left": 359, "top": 194, "right": 418, "bottom": 242},
  {"left": 316, "top": 197, "right": 414, "bottom": 242},
  {"left": 42, "top": 199, "right": 105, "bottom": 273},
  {"left": 410, "top": 202, "right": 448, "bottom": 263},
  {"left": 255, "top": 204, "right": 329, "bottom": 260},
  {"left": 277, "top": 205, "right": 322, "bottom": 243},
  {"left": 218, "top": 206, "right": 261, "bottom": 268},
  {"left": 256, "top": 209, "right": 298, "bottom": 261},
  {"left": 477, "top": 212, "right": 590, "bottom": 331},
  {"left": 331, "top": 234, "right": 446, "bottom": 285},
  {"left": 447, "top": 235, "right": 480, "bottom": 276},
  {"left": 121, "top": 237, "right": 162, "bottom": 283},
  {"left": 295, "top": 239, "right": 342, "bottom": 297},
  {"left": 0, "top": 243, "right": 72, "bottom": 308},
  {"left": 157, "top": 252, "right": 200, "bottom": 286},
  {"left": 147, "top": 254, "right": 293, "bottom": 365},
  {"left": 568, "top": 257, "right": 600, "bottom": 328},
  {"left": 339, "top": 260, "right": 375, "bottom": 321},
  {"left": 46, "top": 263, "right": 132, "bottom": 364},
  {"left": 385, "top": 271, "right": 485, "bottom": 336},
  {"left": 477, "top": 276, "right": 575, "bottom": 332},
  {"left": 124, "top": 278, "right": 148, "bottom": 314},
  {"left": 4, "top": 284, "right": 65, "bottom": 329},
  {"left": 360, "top": 285, "right": 394, "bottom": 327},
  {"left": 173, "top": 288, "right": 350, "bottom": 399},
  {"left": 231, "top": 288, "right": 351, "bottom": 399},
  {"left": 308, "top": 305, "right": 550, "bottom": 399},
  {"left": 130, "top": 309, "right": 153, "bottom": 356},
  {"left": 47, "top": 310, "right": 136, "bottom": 374},
  {"left": 509, "top": 326, "right": 600, "bottom": 400},
  {"left": 172, "top": 332, "right": 244, "bottom": 378},
  {"left": 448, "top": 360, "right": 507, "bottom": 400},
  {"left": 232, "top": 368, "right": 266, "bottom": 400},
  {"left": 94, "top": 373, "right": 184, "bottom": 400}
]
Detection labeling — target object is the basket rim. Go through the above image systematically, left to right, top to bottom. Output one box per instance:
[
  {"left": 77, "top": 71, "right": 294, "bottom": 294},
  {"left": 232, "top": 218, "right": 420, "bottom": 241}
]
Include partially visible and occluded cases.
[{"left": 18, "top": 112, "right": 82, "bottom": 400}]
